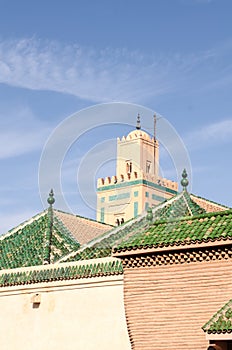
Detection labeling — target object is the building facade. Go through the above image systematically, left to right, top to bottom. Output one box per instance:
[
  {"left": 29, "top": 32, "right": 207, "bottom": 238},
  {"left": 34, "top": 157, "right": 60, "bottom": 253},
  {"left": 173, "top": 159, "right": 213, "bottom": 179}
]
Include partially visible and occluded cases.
[
  {"left": 97, "top": 118, "right": 178, "bottom": 226},
  {"left": 0, "top": 180, "right": 231, "bottom": 349}
]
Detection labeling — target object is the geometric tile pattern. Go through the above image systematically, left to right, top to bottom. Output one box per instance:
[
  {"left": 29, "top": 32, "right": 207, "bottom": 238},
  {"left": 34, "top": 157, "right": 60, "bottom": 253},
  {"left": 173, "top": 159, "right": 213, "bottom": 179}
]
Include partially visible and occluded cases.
[{"left": 121, "top": 246, "right": 232, "bottom": 268}]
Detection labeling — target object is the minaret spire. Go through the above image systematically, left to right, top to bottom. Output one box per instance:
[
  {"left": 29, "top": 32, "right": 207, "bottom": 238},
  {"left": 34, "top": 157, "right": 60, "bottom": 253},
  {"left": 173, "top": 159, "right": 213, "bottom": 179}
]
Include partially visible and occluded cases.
[
  {"left": 136, "top": 113, "right": 141, "bottom": 130},
  {"left": 44, "top": 189, "right": 55, "bottom": 264}
]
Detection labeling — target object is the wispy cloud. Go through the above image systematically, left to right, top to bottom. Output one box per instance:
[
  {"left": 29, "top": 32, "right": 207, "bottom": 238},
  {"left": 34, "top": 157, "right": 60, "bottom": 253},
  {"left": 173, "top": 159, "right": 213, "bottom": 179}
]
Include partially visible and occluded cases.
[
  {"left": 0, "top": 38, "right": 216, "bottom": 103},
  {"left": 0, "top": 106, "right": 51, "bottom": 158},
  {"left": 185, "top": 119, "right": 232, "bottom": 149}
]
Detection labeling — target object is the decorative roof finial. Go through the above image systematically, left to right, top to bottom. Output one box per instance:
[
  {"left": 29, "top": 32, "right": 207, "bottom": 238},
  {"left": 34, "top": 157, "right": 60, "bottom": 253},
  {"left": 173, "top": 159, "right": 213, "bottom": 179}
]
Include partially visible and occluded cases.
[
  {"left": 136, "top": 113, "right": 141, "bottom": 130},
  {"left": 181, "top": 169, "right": 189, "bottom": 191},
  {"left": 44, "top": 189, "right": 55, "bottom": 265},
  {"left": 47, "top": 189, "right": 55, "bottom": 206},
  {"left": 146, "top": 206, "right": 153, "bottom": 224}
]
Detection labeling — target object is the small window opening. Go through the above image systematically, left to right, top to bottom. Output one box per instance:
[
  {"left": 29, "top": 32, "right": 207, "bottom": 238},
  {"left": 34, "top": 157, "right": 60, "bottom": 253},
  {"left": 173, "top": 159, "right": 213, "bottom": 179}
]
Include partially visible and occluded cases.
[{"left": 146, "top": 160, "right": 151, "bottom": 174}]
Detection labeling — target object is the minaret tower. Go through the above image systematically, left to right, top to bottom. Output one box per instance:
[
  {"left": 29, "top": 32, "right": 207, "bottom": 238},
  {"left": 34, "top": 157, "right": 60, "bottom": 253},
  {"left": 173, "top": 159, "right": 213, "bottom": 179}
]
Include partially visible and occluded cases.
[{"left": 97, "top": 115, "right": 178, "bottom": 225}]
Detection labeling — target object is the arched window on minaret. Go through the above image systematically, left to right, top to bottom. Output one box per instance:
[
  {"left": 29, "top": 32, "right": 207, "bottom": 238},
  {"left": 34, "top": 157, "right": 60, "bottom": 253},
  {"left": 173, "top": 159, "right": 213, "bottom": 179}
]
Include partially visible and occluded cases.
[
  {"left": 146, "top": 160, "right": 151, "bottom": 173},
  {"left": 126, "top": 161, "right": 132, "bottom": 174},
  {"left": 126, "top": 162, "right": 130, "bottom": 173}
]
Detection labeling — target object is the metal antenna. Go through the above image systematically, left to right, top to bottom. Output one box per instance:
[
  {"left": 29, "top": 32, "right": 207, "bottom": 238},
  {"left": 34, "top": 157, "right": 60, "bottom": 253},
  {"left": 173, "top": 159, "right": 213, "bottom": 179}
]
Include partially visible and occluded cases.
[{"left": 153, "top": 114, "right": 157, "bottom": 176}]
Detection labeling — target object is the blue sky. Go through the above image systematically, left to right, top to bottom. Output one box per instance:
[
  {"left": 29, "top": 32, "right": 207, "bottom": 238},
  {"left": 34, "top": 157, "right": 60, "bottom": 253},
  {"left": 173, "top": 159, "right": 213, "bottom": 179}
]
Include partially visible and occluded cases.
[{"left": 0, "top": 0, "right": 232, "bottom": 234}]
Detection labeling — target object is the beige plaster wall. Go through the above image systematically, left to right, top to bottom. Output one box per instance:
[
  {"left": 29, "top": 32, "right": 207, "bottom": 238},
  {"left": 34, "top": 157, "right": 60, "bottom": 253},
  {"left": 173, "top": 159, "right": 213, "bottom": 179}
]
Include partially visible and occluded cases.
[
  {"left": 116, "top": 132, "right": 158, "bottom": 178},
  {"left": 0, "top": 260, "right": 131, "bottom": 350}
]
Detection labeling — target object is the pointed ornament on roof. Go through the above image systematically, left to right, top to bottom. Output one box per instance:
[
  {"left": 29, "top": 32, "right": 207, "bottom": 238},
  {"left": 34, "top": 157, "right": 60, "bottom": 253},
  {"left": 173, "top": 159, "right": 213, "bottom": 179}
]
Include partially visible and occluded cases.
[
  {"left": 136, "top": 113, "right": 141, "bottom": 130},
  {"left": 181, "top": 169, "right": 189, "bottom": 191},
  {"left": 47, "top": 188, "right": 55, "bottom": 206},
  {"left": 44, "top": 189, "right": 55, "bottom": 265},
  {"left": 146, "top": 207, "right": 153, "bottom": 224}
]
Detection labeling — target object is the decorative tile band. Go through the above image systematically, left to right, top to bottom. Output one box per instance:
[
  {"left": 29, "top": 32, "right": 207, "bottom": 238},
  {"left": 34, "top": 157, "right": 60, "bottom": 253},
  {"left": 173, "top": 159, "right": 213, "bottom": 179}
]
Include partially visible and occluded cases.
[
  {"left": 97, "top": 179, "right": 178, "bottom": 195},
  {"left": 109, "top": 192, "right": 130, "bottom": 201},
  {"left": 152, "top": 193, "right": 165, "bottom": 202},
  {"left": 121, "top": 246, "right": 232, "bottom": 268},
  {"left": 0, "top": 260, "right": 123, "bottom": 288}
]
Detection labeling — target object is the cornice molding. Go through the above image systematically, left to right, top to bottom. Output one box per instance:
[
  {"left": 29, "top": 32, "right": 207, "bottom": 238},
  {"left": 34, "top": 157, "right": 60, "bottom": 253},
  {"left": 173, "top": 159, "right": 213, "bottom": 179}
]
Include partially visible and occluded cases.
[{"left": 121, "top": 245, "right": 232, "bottom": 268}]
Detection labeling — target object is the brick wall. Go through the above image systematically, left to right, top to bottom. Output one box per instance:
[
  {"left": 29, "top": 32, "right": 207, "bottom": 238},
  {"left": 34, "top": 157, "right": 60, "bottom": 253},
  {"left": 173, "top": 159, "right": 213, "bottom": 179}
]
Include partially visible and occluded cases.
[{"left": 123, "top": 255, "right": 232, "bottom": 350}]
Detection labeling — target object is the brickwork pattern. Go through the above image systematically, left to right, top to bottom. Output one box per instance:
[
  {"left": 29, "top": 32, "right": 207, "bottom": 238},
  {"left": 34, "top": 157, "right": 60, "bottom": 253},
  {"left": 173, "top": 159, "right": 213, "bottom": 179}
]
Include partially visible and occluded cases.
[{"left": 123, "top": 250, "right": 232, "bottom": 350}]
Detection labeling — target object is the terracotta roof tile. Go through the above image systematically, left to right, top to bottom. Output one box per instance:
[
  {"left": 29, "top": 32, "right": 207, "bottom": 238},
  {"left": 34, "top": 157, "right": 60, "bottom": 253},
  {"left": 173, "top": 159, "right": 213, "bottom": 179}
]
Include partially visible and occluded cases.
[
  {"left": 190, "top": 194, "right": 229, "bottom": 213},
  {"left": 54, "top": 210, "right": 111, "bottom": 245}
]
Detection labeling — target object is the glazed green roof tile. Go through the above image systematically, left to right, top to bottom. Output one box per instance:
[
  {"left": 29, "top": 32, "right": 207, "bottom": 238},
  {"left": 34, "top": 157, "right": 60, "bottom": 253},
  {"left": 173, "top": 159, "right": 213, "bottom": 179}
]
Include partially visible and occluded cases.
[
  {"left": 2, "top": 190, "right": 227, "bottom": 269},
  {"left": 61, "top": 190, "right": 227, "bottom": 262},
  {"left": 154, "top": 190, "right": 206, "bottom": 219},
  {"left": 0, "top": 207, "right": 111, "bottom": 270},
  {"left": 115, "top": 209, "right": 232, "bottom": 253},
  {"left": 0, "top": 210, "right": 80, "bottom": 269},
  {"left": 63, "top": 216, "right": 148, "bottom": 262},
  {"left": 0, "top": 259, "right": 123, "bottom": 287},
  {"left": 202, "top": 300, "right": 232, "bottom": 334}
]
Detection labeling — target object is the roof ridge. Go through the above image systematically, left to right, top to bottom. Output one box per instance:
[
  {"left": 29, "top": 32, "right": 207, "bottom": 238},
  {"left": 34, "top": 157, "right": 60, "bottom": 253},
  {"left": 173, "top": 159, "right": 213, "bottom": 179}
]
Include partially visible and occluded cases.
[
  {"left": 58, "top": 191, "right": 220, "bottom": 263},
  {"left": 152, "top": 191, "right": 182, "bottom": 214},
  {"left": 182, "top": 191, "right": 193, "bottom": 216},
  {"left": 86, "top": 192, "right": 189, "bottom": 248},
  {"left": 190, "top": 193, "right": 229, "bottom": 209},
  {"left": 151, "top": 207, "right": 232, "bottom": 226},
  {"left": 53, "top": 209, "right": 112, "bottom": 227},
  {"left": 0, "top": 210, "right": 47, "bottom": 241},
  {"left": 57, "top": 212, "right": 149, "bottom": 263},
  {"left": 53, "top": 213, "right": 80, "bottom": 245}
]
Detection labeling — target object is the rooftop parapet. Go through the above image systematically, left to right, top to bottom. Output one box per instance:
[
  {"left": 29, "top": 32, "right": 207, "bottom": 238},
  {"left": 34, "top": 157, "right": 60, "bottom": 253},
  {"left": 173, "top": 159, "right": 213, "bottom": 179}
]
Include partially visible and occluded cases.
[
  {"left": 97, "top": 172, "right": 178, "bottom": 191},
  {"left": 97, "top": 172, "right": 140, "bottom": 187}
]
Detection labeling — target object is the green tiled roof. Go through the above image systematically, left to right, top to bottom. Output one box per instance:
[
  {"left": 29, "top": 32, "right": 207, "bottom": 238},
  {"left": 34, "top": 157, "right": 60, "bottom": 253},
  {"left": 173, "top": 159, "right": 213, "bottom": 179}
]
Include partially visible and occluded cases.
[
  {"left": 2, "top": 190, "right": 227, "bottom": 269},
  {"left": 61, "top": 190, "right": 218, "bottom": 262},
  {"left": 154, "top": 190, "right": 206, "bottom": 219},
  {"left": 114, "top": 209, "right": 232, "bottom": 253},
  {"left": 0, "top": 210, "right": 80, "bottom": 269},
  {"left": 63, "top": 216, "right": 149, "bottom": 262},
  {"left": 0, "top": 259, "right": 123, "bottom": 287},
  {"left": 203, "top": 300, "right": 232, "bottom": 334}
]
